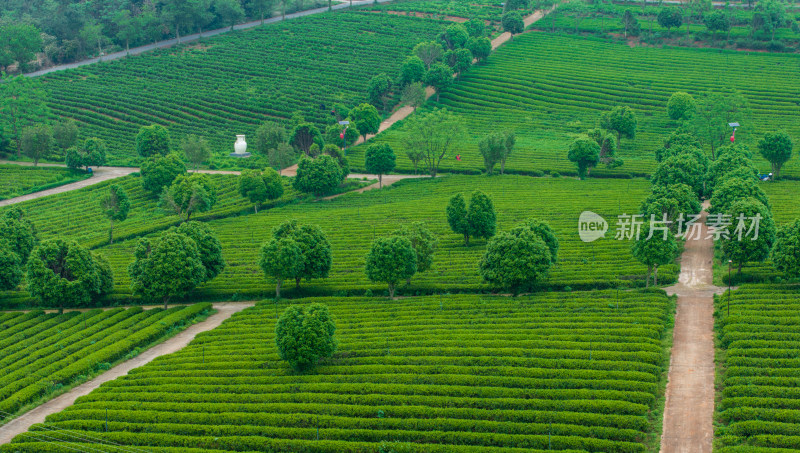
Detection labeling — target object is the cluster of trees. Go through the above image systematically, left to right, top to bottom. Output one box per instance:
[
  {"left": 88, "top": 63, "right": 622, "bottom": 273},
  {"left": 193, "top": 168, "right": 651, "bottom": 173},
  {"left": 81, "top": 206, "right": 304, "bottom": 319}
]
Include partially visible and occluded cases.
[
  {"left": 1, "top": 0, "right": 327, "bottom": 72},
  {"left": 656, "top": 0, "right": 791, "bottom": 42},
  {"left": 567, "top": 105, "right": 636, "bottom": 178},
  {"left": 479, "top": 131, "right": 516, "bottom": 175},
  {"left": 259, "top": 220, "right": 332, "bottom": 298},
  {"left": 365, "top": 222, "right": 438, "bottom": 298},
  {"left": 275, "top": 303, "right": 336, "bottom": 372}
]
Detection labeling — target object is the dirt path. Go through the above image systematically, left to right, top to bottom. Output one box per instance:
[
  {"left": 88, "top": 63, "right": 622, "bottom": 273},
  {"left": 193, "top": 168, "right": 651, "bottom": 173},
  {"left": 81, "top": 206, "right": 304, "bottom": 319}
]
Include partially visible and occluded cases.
[
  {"left": 491, "top": 6, "right": 556, "bottom": 49},
  {"left": 0, "top": 166, "right": 138, "bottom": 208},
  {"left": 661, "top": 201, "right": 725, "bottom": 453},
  {"left": 0, "top": 301, "right": 254, "bottom": 445}
]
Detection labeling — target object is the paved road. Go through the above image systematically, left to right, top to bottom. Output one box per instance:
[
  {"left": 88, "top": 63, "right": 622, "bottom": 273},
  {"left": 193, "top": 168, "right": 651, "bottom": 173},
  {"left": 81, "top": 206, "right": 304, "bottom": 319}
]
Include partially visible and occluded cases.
[{"left": 25, "top": 0, "right": 395, "bottom": 78}]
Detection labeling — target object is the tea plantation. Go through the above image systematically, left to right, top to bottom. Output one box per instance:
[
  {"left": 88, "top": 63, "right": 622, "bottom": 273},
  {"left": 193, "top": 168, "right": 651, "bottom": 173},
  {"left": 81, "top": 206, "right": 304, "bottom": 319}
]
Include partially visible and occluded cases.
[
  {"left": 0, "top": 165, "right": 87, "bottom": 201},
  {"left": 1, "top": 291, "right": 673, "bottom": 452}
]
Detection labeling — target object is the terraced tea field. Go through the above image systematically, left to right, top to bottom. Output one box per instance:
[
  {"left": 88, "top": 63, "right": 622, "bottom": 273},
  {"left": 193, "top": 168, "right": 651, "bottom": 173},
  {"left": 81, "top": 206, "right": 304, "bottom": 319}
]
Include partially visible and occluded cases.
[
  {"left": 361, "top": 0, "right": 525, "bottom": 22},
  {"left": 40, "top": 12, "right": 444, "bottom": 164},
  {"left": 349, "top": 33, "right": 800, "bottom": 178},
  {"left": 0, "top": 165, "right": 87, "bottom": 201},
  {"left": 715, "top": 285, "right": 800, "bottom": 451},
  {"left": 1, "top": 291, "right": 673, "bottom": 452},
  {"left": 0, "top": 304, "right": 211, "bottom": 422}
]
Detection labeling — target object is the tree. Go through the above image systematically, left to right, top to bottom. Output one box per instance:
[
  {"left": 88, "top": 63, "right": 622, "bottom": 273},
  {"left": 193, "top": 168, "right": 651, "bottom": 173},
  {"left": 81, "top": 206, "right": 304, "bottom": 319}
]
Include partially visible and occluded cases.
[
  {"left": 160, "top": 0, "right": 212, "bottom": 42},
  {"left": 214, "top": 0, "right": 245, "bottom": 30},
  {"left": 248, "top": 0, "right": 276, "bottom": 23},
  {"left": 563, "top": 0, "right": 592, "bottom": 33},
  {"left": 756, "top": 0, "right": 787, "bottom": 41},
  {"left": 658, "top": 8, "right": 683, "bottom": 31},
  {"left": 112, "top": 10, "right": 139, "bottom": 54},
  {"left": 621, "top": 10, "right": 641, "bottom": 38},
  {"left": 703, "top": 10, "right": 731, "bottom": 40},
  {"left": 502, "top": 11, "right": 525, "bottom": 37},
  {"left": 465, "top": 18, "right": 486, "bottom": 37},
  {"left": 0, "top": 23, "right": 43, "bottom": 72},
  {"left": 441, "top": 23, "right": 469, "bottom": 50},
  {"left": 467, "top": 37, "right": 492, "bottom": 63},
  {"left": 413, "top": 41, "right": 444, "bottom": 70},
  {"left": 448, "top": 48, "right": 473, "bottom": 78},
  {"left": 397, "top": 56, "right": 426, "bottom": 87},
  {"left": 424, "top": 63, "right": 454, "bottom": 102},
  {"left": 367, "top": 73, "right": 393, "bottom": 113},
  {"left": 0, "top": 75, "right": 50, "bottom": 158},
  {"left": 401, "top": 82, "right": 426, "bottom": 112},
  {"left": 690, "top": 89, "right": 749, "bottom": 160},
  {"left": 667, "top": 92, "right": 696, "bottom": 121},
  {"left": 348, "top": 103, "right": 381, "bottom": 143},
  {"left": 600, "top": 106, "right": 637, "bottom": 148},
  {"left": 402, "top": 108, "right": 464, "bottom": 177},
  {"left": 52, "top": 119, "right": 79, "bottom": 155},
  {"left": 255, "top": 122, "right": 287, "bottom": 157},
  {"left": 289, "top": 122, "right": 323, "bottom": 155},
  {"left": 136, "top": 124, "right": 171, "bottom": 157},
  {"left": 324, "top": 124, "right": 359, "bottom": 149},
  {"left": 20, "top": 125, "right": 52, "bottom": 166},
  {"left": 587, "top": 128, "right": 617, "bottom": 166},
  {"left": 758, "top": 130, "right": 793, "bottom": 179},
  {"left": 501, "top": 131, "right": 515, "bottom": 174},
  {"left": 479, "top": 132, "right": 505, "bottom": 175},
  {"left": 182, "top": 135, "right": 211, "bottom": 171},
  {"left": 66, "top": 137, "right": 107, "bottom": 169},
  {"left": 567, "top": 137, "right": 600, "bottom": 179},
  {"left": 269, "top": 143, "right": 296, "bottom": 175},
  {"left": 364, "top": 143, "right": 396, "bottom": 188},
  {"left": 323, "top": 144, "right": 349, "bottom": 182},
  {"left": 407, "top": 149, "right": 425, "bottom": 175},
  {"left": 706, "top": 149, "right": 758, "bottom": 195},
  {"left": 651, "top": 153, "right": 706, "bottom": 198},
  {"left": 141, "top": 154, "right": 187, "bottom": 195},
  {"left": 293, "top": 155, "right": 343, "bottom": 196},
  {"left": 238, "top": 168, "right": 284, "bottom": 213},
  {"left": 161, "top": 173, "right": 217, "bottom": 221},
  {"left": 709, "top": 176, "right": 770, "bottom": 215},
  {"left": 640, "top": 183, "right": 702, "bottom": 229},
  {"left": 100, "top": 184, "right": 130, "bottom": 244},
  {"left": 446, "top": 191, "right": 496, "bottom": 245},
  {"left": 446, "top": 193, "right": 469, "bottom": 245},
  {"left": 722, "top": 198, "right": 776, "bottom": 273},
  {"left": 0, "top": 207, "right": 38, "bottom": 264},
  {"left": 510, "top": 218, "right": 559, "bottom": 262},
  {"left": 772, "top": 219, "right": 800, "bottom": 277},
  {"left": 272, "top": 220, "right": 332, "bottom": 289},
  {"left": 173, "top": 221, "right": 225, "bottom": 282},
  {"left": 392, "top": 222, "right": 437, "bottom": 284},
  {"left": 631, "top": 229, "right": 678, "bottom": 287},
  {"left": 480, "top": 230, "right": 551, "bottom": 294},
  {"left": 129, "top": 232, "right": 206, "bottom": 308},
  {"left": 365, "top": 236, "right": 417, "bottom": 298},
  {"left": 260, "top": 237, "right": 302, "bottom": 298},
  {"left": 27, "top": 239, "right": 112, "bottom": 313},
  {"left": 0, "top": 242, "right": 23, "bottom": 291},
  {"left": 275, "top": 304, "right": 336, "bottom": 371}
]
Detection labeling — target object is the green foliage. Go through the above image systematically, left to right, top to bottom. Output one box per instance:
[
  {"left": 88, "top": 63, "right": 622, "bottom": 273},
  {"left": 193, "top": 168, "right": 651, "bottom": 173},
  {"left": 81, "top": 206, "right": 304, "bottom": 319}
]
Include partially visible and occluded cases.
[
  {"left": 755, "top": 0, "right": 787, "bottom": 40},
  {"left": 657, "top": 8, "right": 683, "bottom": 30},
  {"left": 620, "top": 9, "right": 640, "bottom": 38},
  {"left": 703, "top": 10, "right": 731, "bottom": 38},
  {"left": 502, "top": 11, "right": 525, "bottom": 36},
  {"left": 464, "top": 18, "right": 486, "bottom": 38},
  {"left": 0, "top": 23, "right": 42, "bottom": 72},
  {"left": 442, "top": 23, "right": 469, "bottom": 50},
  {"left": 467, "top": 37, "right": 492, "bottom": 63},
  {"left": 413, "top": 40, "right": 444, "bottom": 69},
  {"left": 445, "top": 48, "right": 473, "bottom": 77},
  {"left": 398, "top": 56, "right": 426, "bottom": 87},
  {"left": 424, "top": 62, "right": 454, "bottom": 102},
  {"left": 368, "top": 73, "right": 393, "bottom": 112},
  {"left": 0, "top": 74, "right": 50, "bottom": 158},
  {"left": 401, "top": 82, "right": 426, "bottom": 112},
  {"left": 690, "top": 89, "right": 749, "bottom": 159},
  {"left": 667, "top": 92, "right": 696, "bottom": 121},
  {"left": 348, "top": 103, "right": 381, "bottom": 141},
  {"left": 600, "top": 106, "right": 637, "bottom": 147},
  {"left": 401, "top": 108, "right": 464, "bottom": 177},
  {"left": 52, "top": 119, "right": 79, "bottom": 154},
  {"left": 289, "top": 121, "right": 324, "bottom": 156},
  {"left": 255, "top": 123, "right": 287, "bottom": 157},
  {"left": 136, "top": 124, "right": 171, "bottom": 158},
  {"left": 20, "top": 125, "right": 53, "bottom": 166},
  {"left": 587, "top": 128, "right": 618, "bottom": 166},
  {"left": 758, "top": 130, "right": 793, "bottom": 179},
  {"left": 478, "top": 132, "right": 505, "bottom": 175},
  {"left": 181, "top": 135, "right": 212, "bottom": 171},
  {"left": 66, "top": 137, "right": 108, "bottom": 169},
  {"left": 567, "top": 137, "right": 600, "bottom": 179},
  {"left": 364, "top": 143, "right": 396, "bottom": 187},
  {"left": 706, "top": 150, "right": 759, "bottom": 196},
  {"left": 651, "top": 153, "right": 706, "bottom": 198},
  {"left": 140, "top": 154, "right": 188, "bottom": 196},
  {"left": 292, "top": 155, "right": 343, "bottom": 196},
  {"left": 238, "top": 168, "right": 284, "bottom": 212},
  {"left": 161, "top": 173, "right": 218, "bottom": 221},
  {"left": 710, "top": 176, "right": 770, "bottom": 215},
  {"left": 640, "top": 183, "right": 701, "bottom": 229},
  {"left": 100, "top": 184, "right": 130, "bottom": 244},
  {"left": 446, "top": 190, "right": 496, "bottom": 246},
  {"left": 721, "top": 198, "right": 776, "bottom": 272},
  {"left": 0, "top": 207, "right": 38, "bottom": 264},
  {"left": 510, "top": 218, "right": 560, "bottom": 263},
  {"left": 272, "top": 219, "right": 332, "bottom": 288},
  {"left": 772, "top": 219, "right": 800, "bottom": 277},
  {"left": 172, "top": 221, "right": 226, "bottom": 282},
  {"left": 392, "top": 221, "right": 437, "bottom": 276},
  {"left": 480, "top": 229, "right": 552, "bottom": 293},
  {"left": 631, "top": 229, "right": 678, "bottom": 286},
  {"left": 128, "top": 232, "right": 205, "bottom": 306},
  {"left": 365, "top": 235, "right": 417, "bottom": 297},
  {"left": 259, "top": 237, "right": 303, "bottom": 298},
  {"left": 0, "top": 242, "right": 23, "bottom": 291},
  {"left": 275, "top": 304, "right": 337, "bottom": 372}
]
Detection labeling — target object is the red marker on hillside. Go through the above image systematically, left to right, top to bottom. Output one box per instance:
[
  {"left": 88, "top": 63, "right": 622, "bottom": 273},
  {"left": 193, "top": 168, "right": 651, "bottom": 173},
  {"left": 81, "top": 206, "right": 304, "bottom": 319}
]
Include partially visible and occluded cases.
[{"left": 456, "top": 154, "right": 461, "bottom": 161}]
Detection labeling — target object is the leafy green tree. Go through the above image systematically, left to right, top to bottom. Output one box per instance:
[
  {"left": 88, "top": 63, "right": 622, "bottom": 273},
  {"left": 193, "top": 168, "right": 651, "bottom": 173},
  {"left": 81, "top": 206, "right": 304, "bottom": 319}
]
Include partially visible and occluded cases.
[
  {"left": 160, "top": 0, "right": 213, "bottom": 42},
  {"left": 214, "top": 0, "right": 245, "bottom": 30},
  {"left": 248, "top": 0, "right": 276, "bottom": 23},
  {"left": 755, "top": 0, "right": 787, "bottom": 40},
  {"left": 658, "top": 8, "right": 683, "bottom": 31},
  {"left": 621, "top": 9, "right": 641, "bottom": 38},
  {"left": 112, "top": 10, "right": 139, "bottom": 54},
  {"left": 703, "top": 10, "right": 731, "bottom": 40},
  {"left": 502, "top": 11, "right": 525, "bottom": 37},
  {"left": 465, "top": 18, "right": 486, "bottom": 37},
  {"left": 0, "top": 23, "right": 42, "bottom": 72},
  {"left": 442, "top": 23, "right": 469, "bottom": 49},
  {"left": 467, "top": 37, "right": 492, "bottom": 63},
  {"left": 413, "top": 41, "right": 444, "bottom": 69},
  {"left": 448, "top": 48, "right": 473, "bottom": 78},
  {"left": 398, "top": 56, "right": 426, "bottom": 87},
  {"left": 424, "top": 63, "right": 454, "bottom": 102},
  {"left": 0, "top": 71, "right": 50, "bottom": 158},
  {"left": 368, "top": 73, "right": 393, "bottom": 113},
  {"left": 401, "top": 82, "right": 426, "bottom": 112},
  {"left": 690, "top": 89, "right": 749, "bottom": 160},
  {"left": 667, "top": 92, "right": 696, "bottom": 121},
  {"left": 348, "top": 103, "right": 381, "bottom": 143},
  {"left": 600, "top": 106, "right": 637, "bottom": 148},
  {"left": 402, "top": 108, "right": 464, "bottom": 177},
  {"left": 52, "top": 119, "right": 79, "bottom": 155},
  {"left": 289, "top": 121, "right": 323, "bottom": 155},
  {"left": 255, "top": 122, "right": 287, "bottom": 157},
  {"left": 136, "top": 124, "right": 171, "bottom": 158},
  {"left": 324, "top": 124, "right": 359, "bottom": 149},
  {"left": 20, "top": 125, "right": 52, "bottom": 166},
  {"left": 587, "top": 128, "right": 617, "bottom": 166},
  {"left": 758, "top": 130, "right": 793, "bottom": 179},
  {"left": 501, "top": 131, "right": 516, "bottom": 174},
  {"left": 664, "top": 131, "right": 702, "bottom": 151},
  {"left": 479, "top": 132, "right": 505, "bottom": 175},
  {"left": 181, "top": 135, "right": 211, "bottom": 171},
  {"left": 66, "top": 137, "right": 107, "bottom": 169},
  {"left": 567, "top": 137, "right": 600, "bottom": 179},
  {"left": 269, "top": 143, "right": 296, "bottom": 175},
  {"left": 365, "top": 143, "right": 396, "bottom": 187},
  {"left": 716, "top": 143, "right": 753, "bottom": 160},
  {"left": 323, "top": 144, "right": 349, "bottom": 182},
  {"left": 654, "top": 144, "right": 708, "bottom": 175},
  {"left": 706, "top": 150, "right": 758, "bottom": 195},
  {"left": 651, "top": 153, "right": 706, "bottom": 198},
  {"left": 140, "top": 154, "right": 187, "bottom": 196},
  {"left": 293, "top": 155, "right": 343, "bottom": 196},
  {"left": 238, "top": 168, "right": 284, "bottom": 212},
  {"left": 161, "top": 173, "right": 218, "bottom": 221},
  {"left": 710, "top": 176, "right": 770, "bottom": 215},
  {"left": 640, "top": 183, "right": 701, "bottom": 230},
  {"left": 100, "top": 184, "right": 130, "bottom": 244},
  {"left": 447, "top": 191, "right": 497, "bottom": 245},
  {"left": 446, "top": 193, "right": 469, "bottom": 244},
  {"left": 722, "top": 198, "right": 776, "bottom": 273},
  {"left": 0, "top": 207, "right": 38, "bottom": 264},
  {"left": 510, "top": 218, "right": 559, "bottom": 263},
  {"left": 772, "top": 219, "right": 800, "bottom": 277},
  {"left": 272, "top": 220, "right": 332, "bottom": 289},
  {"left": 173, "top": 221, "right": 226, "bottom": 282},
  {"left": 392, "top": 222, "right": 437, "bottom": 284},
  {"left": 479, "top": 229, "right": 552, "bottom": 294},
  {"left": 631, "top": 229, "right": 678, "bottom": 287},
  {"left": 129, "top": 232, "right": 205, "bottom": 308},
  {"left": 365, "top": 236, "right": 417, "bottom": 298},
  {"left": 260, "top": 237, "right": 302, "bottom": 298},
  {"left": 28, "top": 239, "right": 112, "bottom": 313},
  {"left": 0, "top": 242, "right": 23, "bottom": 291},
  {"left": 275, "top": 304, "right": 337, "bottom": 371}
]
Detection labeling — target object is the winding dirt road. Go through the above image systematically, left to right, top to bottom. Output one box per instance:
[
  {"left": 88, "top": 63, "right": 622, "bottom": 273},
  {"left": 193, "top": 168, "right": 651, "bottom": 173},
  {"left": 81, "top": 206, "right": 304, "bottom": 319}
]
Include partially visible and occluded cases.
[
  {"left": 661, "top": 202, "right": 726, "bottom": 453},
  {"left": 0, "top": 301, "right": 254, "bottom": 445}
]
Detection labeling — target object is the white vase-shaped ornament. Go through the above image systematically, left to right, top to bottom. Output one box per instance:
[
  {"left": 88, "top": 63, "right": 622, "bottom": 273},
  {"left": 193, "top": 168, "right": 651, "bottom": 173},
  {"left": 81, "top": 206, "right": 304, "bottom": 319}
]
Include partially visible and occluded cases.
[{"left": 234, "top": 135, "right": 247, "bottom": 154}]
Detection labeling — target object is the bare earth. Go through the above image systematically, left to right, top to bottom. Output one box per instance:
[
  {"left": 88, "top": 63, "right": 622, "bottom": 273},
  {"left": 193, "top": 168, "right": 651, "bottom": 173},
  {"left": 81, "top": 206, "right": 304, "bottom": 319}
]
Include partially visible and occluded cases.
[
  {"left": 661, "top": 202, "right": 725, "bottom": 453},
  {"left": 0, "top": 301, "right": 254, "bottom": 445}
]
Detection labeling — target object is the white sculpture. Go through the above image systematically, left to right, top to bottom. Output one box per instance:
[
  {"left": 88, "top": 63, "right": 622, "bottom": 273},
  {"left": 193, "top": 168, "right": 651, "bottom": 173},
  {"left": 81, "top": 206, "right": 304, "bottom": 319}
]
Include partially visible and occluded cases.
[{"left": 230, "top": 135, "right": 251, "bottom": 158}]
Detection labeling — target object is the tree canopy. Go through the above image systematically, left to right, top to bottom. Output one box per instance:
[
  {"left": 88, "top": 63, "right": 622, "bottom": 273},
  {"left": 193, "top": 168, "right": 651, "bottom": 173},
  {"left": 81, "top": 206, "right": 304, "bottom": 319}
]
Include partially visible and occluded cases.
[
  {"left": 136, "top": 124, "right": 171, "bottom": 157},
  {"left": 365, "top": 236, "right": 417, "bottom": 298},
  {"left": 275, "top": 304, "right": 337, "bottom": 371}
]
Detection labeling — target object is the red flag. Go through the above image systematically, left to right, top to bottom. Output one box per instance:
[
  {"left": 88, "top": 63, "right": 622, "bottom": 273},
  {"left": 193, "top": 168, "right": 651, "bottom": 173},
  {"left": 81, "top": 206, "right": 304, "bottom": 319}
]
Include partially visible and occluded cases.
[
  {"left": 730, "top": 129, "right": 736, "bottom": 143},
  {"left": 456, "top": 154, "right": 461, "bottom": 161}
]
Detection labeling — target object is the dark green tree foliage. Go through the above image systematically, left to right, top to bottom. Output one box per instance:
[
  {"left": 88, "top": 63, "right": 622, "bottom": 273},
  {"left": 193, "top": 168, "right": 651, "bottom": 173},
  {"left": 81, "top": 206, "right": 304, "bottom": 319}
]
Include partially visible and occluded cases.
[
  {"left": 214, "top": 0, "right": 245, "bottom": 30},
  {"left": 755, "top": 0, "right": 787, "bottom": 41},
  {"left": 658, "top": 8, "right": 683, "bottom": 30},
  {"left": 620, "top": 9, "right": 640, "bottom": 38},
  {"left": 703, "top": 10, "right": 731, "bottom": 39},
  {"left": 502, "top": 11, "right": 525, "bottom": 36},
  {"left": 464, "top": 18, "right": 486, "bottom": 38},
  {"left": 0, "top": 23, "right": 42, "bottom": 72},
  {"left": 441, "top": 23, "right": 469, "bottom": 50},
  {"left": 467, "top": 37, "right": 492, "bottom": 63},
  {"left": 413, "top": 41, "right": 444, "bottom": 70},
  {"left": 445, "top": 48, "right": 473, "bottom": 78},
  {"left": 397, "top": 56, "right": 426, "bottom": 87},
  {"left": 424, "top": 63, "right": 454, "bottom": 102},
  {"left": 368, "top": 73, "right": 393, "bottom": 113},
  {"left": 0, "top": 74, "right": 50, "bottom": 158},
  {"left": 690, "top": 89, "right": 749, "bottom": 160},
  {"left": 667, "top": 92, "right": 696, "bottom": 121},
  {"left": 348, "top": 103, "right": 381, "bottom": 142},
  {"left": 600, "top": 106, "right": 637, "bottom": 148},
  {"left": 402, "top": 108, "right": 464, "bottom": 177},
  {"left": 52, "top": 119, "right": 79, "bottom": 155},
  {"left": 289, "top": 121, "right": 323, "bottom": 155},
  {"left": 254, "top": 122, "right": 287, "bottom": 157},
  {"left": 136, "top": 124, "right": 171, "bottom": 157},
  {"left": 324, "top": 124, "right": 359, "bottom": 148},
  {"left": 20, "top": 125, "right": 52, "bottom": 166},
  {"left": 587, "top": 128, "right": 618, "bottom": 166},
  {"left": 758, "top": 130, "right": 793, "bottom": 179},
  {"left": 664, "top": 131, "right": 702, "bottom": 150},
  {"left": 479, "top": 132, "right": 505, "bottom": 175},
  {"left": 181, "top": 135, "right": 211, "bottom": 171},
  {"left": 66, "top": 137, "right": 107, "bottom": 169},
  {"left": 567, "top": 137, "right": 600, "bottom": 179},
  {"left": 364, "top": 143, "right": 396, "bottom": 188},
  {"left": 716, "top": 143, "right": 753, "bottom": 160},
  {"left": 323, "top": 144, "right": 349, "bottom": 182},
  {"left": 654, "top": 144, "right": 708, "bottom": 175},
  {"left": 706, "top": 150, "right": 758, "bottom": 196},
  {"left": 651, "top": 153, "right": 706, "bottom": 198},
  {"left": 141, "top": 154, "right": 187, "bottom": 196},
  {"left": 293, "top": 155, "right": 342, "bottom": 196},
  {"left": 238, "top": 168, "right": 284, "bottom": 213},
  {"left": 161, "top": 173, "right": 218, "bottom": 221},
  {"left": 710, "top": 177, "right": 770, "bottom": 215},
  {"left": 640, "top": 183, "right": 701, "bottom": 229},
  {"left": 100, "top": 184, "right": 130, "bottom": 244},
  {"left": 446, "top": 191, "right": 497, "bottom": 245},
  {"left": 722, "top": 198, "right": 776, "bottom": 273},
  {"left": 0, "top": 208, "right": 37, "bottom": 266},
  {"left": 510, "top": 218, "right": 559, "bottom": 263},
  {"left": 772, "top": 219, "right": 800, "bottom": 277},
  {"left": 272, "top": 220, "right": 332, "bottom": 289},
  {"left": 172, "top": 221, "right": 225, "bottom": 282},
  {"left": 392, "top": 221, "right": 437, "bottom": 282},
  {"left": 479, "top": 229, "right": 552, "bottom": 294},
  {"left": 631, "top": 229, "right": 678, "bottom": 287},
  {"left": 129, "top": 232, "right": 205, "bottom": 308},
  {"left": 365, "top": 236, "right": 417, "bottom": 298},
  {"left": 260, "top": 237, "right": 302, "bottom": 298},
  {"left": 27, "top": 239, "right": 112, "bottom": 312},
  {"left": 0, "top": 242, "right": 23, "bottom": 291},
  {"left": 275, "top": 304, "right": 337, "bottom": 372}
]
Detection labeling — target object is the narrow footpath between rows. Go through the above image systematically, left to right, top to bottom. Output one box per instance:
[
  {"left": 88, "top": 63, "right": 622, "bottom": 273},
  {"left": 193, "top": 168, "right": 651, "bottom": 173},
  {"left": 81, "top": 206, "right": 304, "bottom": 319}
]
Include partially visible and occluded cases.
[
  {"left": 660, "top": 201, "right": 726, "bottom": 453},
  {"left": 0, "top": 301, "right": 255, "bottom": 445}
]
